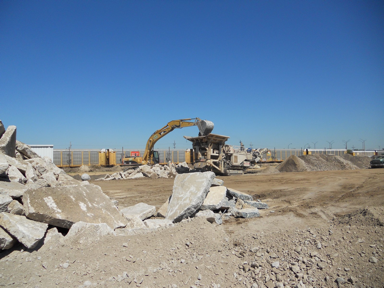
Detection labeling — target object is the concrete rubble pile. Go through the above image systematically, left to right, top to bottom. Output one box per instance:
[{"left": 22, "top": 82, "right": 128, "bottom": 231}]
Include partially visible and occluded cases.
[
  {"left": 0, "top": 119, "right": 268, "bottom": 253},
  {"left": 0, "top": 120, "right": 128, "bottom": 251},
  {"left": 96, "top": 161, "right": 191, "bottom": 181}
]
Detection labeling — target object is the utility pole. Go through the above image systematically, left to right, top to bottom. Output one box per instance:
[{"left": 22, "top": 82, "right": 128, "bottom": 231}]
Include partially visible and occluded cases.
[
  {"left": 343, "top": 139, "right": 350, "bottom": 150},
  {"left": 359, "top": 139, "right": 366, "bottom": 151},
  {"left": 173, "top": 140, "right": 176, "bottom": 149},
  {"left": 326, "top": 140, "right": 334, "bottom": 149},
  {"left": 312, "top": 141, "right": 318, "bottom": 149},
  {"left": 67, "top": 142, "right": 72, "bottom": 166},
  {"left": 250, "top": 142, "right": 253, "bottom": 149},
  {"left": 288, "top": 143, "right": 292, "bottom": 149}
]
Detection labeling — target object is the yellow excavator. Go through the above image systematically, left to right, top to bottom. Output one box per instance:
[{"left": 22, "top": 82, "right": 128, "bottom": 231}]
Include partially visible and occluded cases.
[{"left": 123, "top": 118, "right": 214, "bottom": 166}]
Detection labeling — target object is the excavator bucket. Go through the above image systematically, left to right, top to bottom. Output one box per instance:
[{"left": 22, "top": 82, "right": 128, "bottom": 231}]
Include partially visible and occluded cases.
[{"left": 197, "top": 119, "right": 214, "bottom": 136}]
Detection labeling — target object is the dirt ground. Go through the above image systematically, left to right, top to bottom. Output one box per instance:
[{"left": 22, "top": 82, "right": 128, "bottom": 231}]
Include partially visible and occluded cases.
[{"left": 1, "top": 167, "right": 383, "bottom": 287}]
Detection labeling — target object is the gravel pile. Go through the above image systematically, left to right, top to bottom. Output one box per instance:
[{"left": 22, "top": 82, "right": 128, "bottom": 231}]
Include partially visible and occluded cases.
[{"left": 277, "top": 154, "right": 371, "bottom": 173}]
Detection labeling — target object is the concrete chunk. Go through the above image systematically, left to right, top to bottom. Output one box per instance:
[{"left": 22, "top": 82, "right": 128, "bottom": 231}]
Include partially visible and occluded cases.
[
  {"left": 0, "top": 120, "right": 5, "bottom": 138},
  {"left": 0, "top": 126, "right": 16, "bottom": 157},
  {"left": 15, "top": 140, "right": 40, "bottom": 159},
  {"left": 0, "top": 153, "right": 9, "bottom": 176},
  {"left": 4, "top": 155, "right": 27, "bottom": 173},
  {"left": 7, "top": 165, "right": 26, "bottom": 183},
  {"left": 166, "top": 172, "right": 215, "bottom": 223},
  {"left": 211, "top": 178, "right": 224, "bottom": 186},
  {"left": 0, "top": 181, "right": 28, "bottom": 198},
  {"left": 23, "top": 184, "right": 127, "bottom": 229},
  {"left": 201, "top": 186, "right": 227, "bottom": 210},
  {"left": 227, "top": 188, "right": 253, "bottom": 201},
  {"left": 0, "top": 194, "right": 13, "bottom": 212},
  {"left": 156, "top": 197, "right": 170, "bottom": 217},
  {"left": 7, "top": 200, "right": 25, "bottom": 215},
  {"left": 244, "top": 200, "right": 269, "bottom": 209},
  {"left": 120, "top": 203, "right": 156, "bottom": 221},
  {"left": 232, "top": 207, "right": 260, "bottom": 218},
  {"left": 195, "top": 210, "right": 223, "bottom": 225},
  {"left": 0, "top": 212, "right": 48, "bottom": 249},
  {"left": 144, "top": 219, "right": 173, "bottom": 229},
  {"left": 64, "top": 222, "right": 115, "bottom": 245},
  {"left": 0, "top": 226, "right": 15, "bottom": 250},
  {"left": 44, "top": 227, "right": 64, "bottom": 245}
]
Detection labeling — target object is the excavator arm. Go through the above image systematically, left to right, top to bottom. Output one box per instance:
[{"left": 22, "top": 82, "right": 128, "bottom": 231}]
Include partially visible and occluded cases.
[{"left": 142, "top": 118, "right": 213, "bottom": 164}]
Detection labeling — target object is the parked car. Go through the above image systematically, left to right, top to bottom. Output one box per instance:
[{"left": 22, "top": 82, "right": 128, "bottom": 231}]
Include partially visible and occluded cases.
[{"left": 370, "top": 156, "right": 384, "bottom": 168}]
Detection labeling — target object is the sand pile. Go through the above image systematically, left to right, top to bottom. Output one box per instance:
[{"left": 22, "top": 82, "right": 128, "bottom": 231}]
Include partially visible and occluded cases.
[{"left": 277, "top": 154, "right": 370, "bottom": 173}]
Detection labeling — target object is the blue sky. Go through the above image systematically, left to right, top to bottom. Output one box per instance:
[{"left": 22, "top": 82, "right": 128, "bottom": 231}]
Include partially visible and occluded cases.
[{"left": 1, "top": 0, "right": 383, "bottom": 151}]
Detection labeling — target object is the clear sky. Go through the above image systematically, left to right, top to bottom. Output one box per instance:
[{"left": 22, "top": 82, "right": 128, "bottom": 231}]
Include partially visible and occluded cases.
[{"left": 1, "top": 0, "right": 383, "bottom": 151}]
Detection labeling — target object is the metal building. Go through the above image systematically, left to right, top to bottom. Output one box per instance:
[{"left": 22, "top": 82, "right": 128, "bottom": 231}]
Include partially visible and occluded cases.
[{"left": 29, "top": 145, "right": 54, "bottom": 161}]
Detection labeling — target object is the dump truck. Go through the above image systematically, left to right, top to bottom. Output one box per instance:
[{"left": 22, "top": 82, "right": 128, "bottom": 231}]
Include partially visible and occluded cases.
[{"left": 123, "top": 118, "right": 214, "bottom": 166}]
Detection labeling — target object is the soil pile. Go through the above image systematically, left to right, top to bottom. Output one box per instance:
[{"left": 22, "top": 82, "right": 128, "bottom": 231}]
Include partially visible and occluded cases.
[{"left": 277, "top": 154, "right": 370, "bottom": 173}]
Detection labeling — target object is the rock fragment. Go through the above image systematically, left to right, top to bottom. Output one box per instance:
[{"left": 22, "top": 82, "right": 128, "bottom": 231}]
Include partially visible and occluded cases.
[
  {"left": 0, "top": 125, "right": 16, "bottom": 157},
  {"left": 166, "top": 172, "right": 215, "bottom": 223},
  {"left": 0, "top": 181, "right": 28, "bottom": 198},
  {"left": 23, "top": 184, "right": 127, "bottom": 229},
  {"left": 201, "top": 186, "right": 227, "bottom": 211},
  {"left": 227, "top": 188, "right": 253, "bottom": 201},
  {"left": 0, "top": 194, "right": 13, "bottom": 212},
  {"left": 7, "top": 200, "right": 25, "bottom": 215},
  {"left": 120, "top": 203, "right": 156, "bottom": 221},
  {"left": 232, "top": 207, "right": 260, "bottom": 218},
  {"left": 0, "top": 212, "right": 48, "bottom": 249},
  {"left": 144, "top": 219, "right": 174, "bottom": 229},
  {"left": 0, "top": 226, "right": 15, "bottom": 250}
]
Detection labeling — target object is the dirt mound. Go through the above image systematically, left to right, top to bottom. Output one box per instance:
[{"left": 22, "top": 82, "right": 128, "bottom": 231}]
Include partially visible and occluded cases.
[
  {"left": 277, "top": 154, "right": 365, "bottom": 172},
  {"left": 341, "top": 154, "right": 371, "bottom": 169},
  {"left": 276, "top": 155, "right": 306, "bottom": 172},
  {"left": 336, "top": 207, "right": 384, "bottom": 227}
]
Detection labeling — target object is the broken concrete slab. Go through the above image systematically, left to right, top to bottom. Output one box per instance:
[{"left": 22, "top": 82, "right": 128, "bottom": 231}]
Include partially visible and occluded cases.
[
  {"left": 0, "top": 120, "right": 5, "bottom": 138},
  {"left": 0, "top": 126, "right": 16, "bottom": 157},
  {"left": 15, "top": 140, "right": 40, "bottom": 159},
  {"left": 0, "top": 153, "right": 9, "bottom": 176},
  {"left": 4, "top": 154, "right": 27, "bottom": 173},
  {"left": 25, "top": 157, "right": 63, "bottom": 176},
  {"left": 25, "top": 163, "right": 38, "bottom": 181},
  {"left": 6, "top": 165, "right": 27, "bottom": 183},
  {"left": 41, "top": 171, "right": 58, "bottom": 187},
  {"left": 166, "top": 171, "right": 215, "bottom": 223},
  {"left": 128, "top": 172, "right": 145, "bottom": 179},
  {"left": 57, "top": 173, "right": 81, "bottom": 186},
  {"left": 211, "top": 178, "right": 224, "bottom": 186},
  {"left": 0, "top": 181, "right": 28, "bottom": 198},
  {"left": 23, "top": 184, "right": 127, "bottom": 229},
  {"left": 201, "top": 186, "right": 227, "bottom": 211},
  {"left": 227, "top": 188, "right": 253, "bottom": 201},
  {"left": 0, "top": 194, "right": 13, "bottom": 212},
  {"left": 157, "top": 197, "right": 170, "bottom": 217},
  {"left": 219, "top": 198, "right": 236, "bottom": 210},
  {"left": 7, "top": 200, "right": 25, "bottom": 215},
  {"left": 244, "top": 200, "right": 269, "bottom": 209},
  {"left": 120, "top": 203, "right": 156, "bottom": 221},
  {"left": 232, "top": 207, "right": 260, "bottom": 218},
  {"left": 195, "top": 210, "right": 222, "bottom": 225},
  {"left": 0, "top": 212, "right": 48, "bottom": 249},
  {"left": 125, "top": 215, "right": 147, "bottom": 229},
  {"left": 144, "top": 219, "right": 173, "bottom": 229},
  {"left": 64, "top": 222, "right": 115, "bottom": 245},
  {"left": 0, "top": 226, "right": 15, "bottom": 250},
  {"left": 44, "top": 227, "right": 64, "bottom": 245}
]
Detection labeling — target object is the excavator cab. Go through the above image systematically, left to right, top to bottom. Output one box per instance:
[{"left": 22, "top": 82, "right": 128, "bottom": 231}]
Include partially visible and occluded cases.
[{"left": 152, "top": 151, "right": 160, "bottom": 164}]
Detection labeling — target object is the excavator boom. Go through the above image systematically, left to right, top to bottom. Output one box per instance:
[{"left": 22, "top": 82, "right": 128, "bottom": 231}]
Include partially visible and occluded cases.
[{"left": 142, "top": 118, "right": 213, "bottom": 164}]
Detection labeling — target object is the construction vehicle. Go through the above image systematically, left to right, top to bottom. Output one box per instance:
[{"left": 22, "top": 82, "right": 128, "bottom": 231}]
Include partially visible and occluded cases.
[
  {"left": 122, "top": 118, "right": 214, "bottom": 166},
  {"left": 184, "top": 134, "right": 268, "bottom": 175},
  {"left": 99, "top": 149, "right": 116, "bottom": 166}
]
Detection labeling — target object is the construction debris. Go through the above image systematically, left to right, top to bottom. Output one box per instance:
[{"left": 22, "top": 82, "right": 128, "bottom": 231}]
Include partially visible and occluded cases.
[{"left": 0, "top": 119, "right": 268, "bottom": 253}]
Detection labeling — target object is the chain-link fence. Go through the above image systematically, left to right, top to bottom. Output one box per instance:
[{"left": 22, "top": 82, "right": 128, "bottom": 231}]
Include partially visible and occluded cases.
[
  {"left": 54, "top": 148, "right": 370, "bottom": 166},
  {"left": 54, "top": 149, "right": 187, "bottom": 166}
]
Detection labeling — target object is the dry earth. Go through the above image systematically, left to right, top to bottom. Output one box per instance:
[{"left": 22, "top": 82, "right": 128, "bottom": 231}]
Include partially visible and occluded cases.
[{"left": 1, "top": 167, "right": 383, "bottom": 288}]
